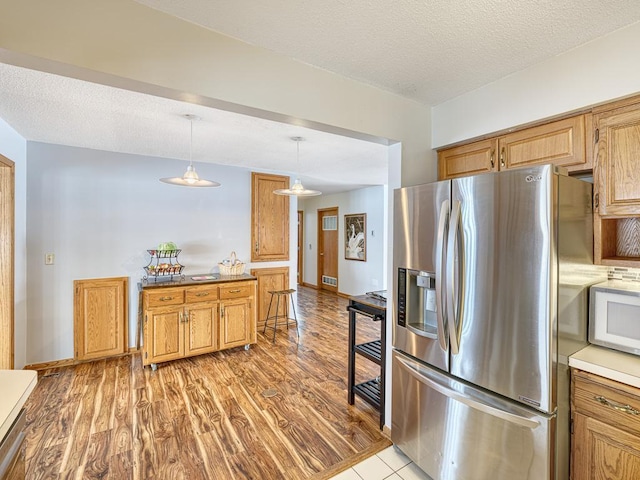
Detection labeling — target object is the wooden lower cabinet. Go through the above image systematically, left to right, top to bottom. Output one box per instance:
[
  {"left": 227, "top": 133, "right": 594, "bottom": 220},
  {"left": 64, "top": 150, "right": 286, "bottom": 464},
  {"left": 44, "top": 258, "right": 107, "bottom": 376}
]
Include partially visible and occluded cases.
[
  {"left": 250, "top": 267, "right": 290, "bottom": 329},
  {"left": 74, "top": 276, "right": 128, "bottom": 361},
  {"left": 142, "top": 279, "right": 256, "bottom": 369},
  {"left": 572, "top": 369, "right": 640, "bottom": 479}
]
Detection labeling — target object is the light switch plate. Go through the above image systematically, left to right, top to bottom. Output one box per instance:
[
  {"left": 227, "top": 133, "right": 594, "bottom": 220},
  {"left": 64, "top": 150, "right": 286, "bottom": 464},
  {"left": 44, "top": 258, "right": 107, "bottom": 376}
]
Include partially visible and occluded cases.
[{"left": 45, "top": 253, "right": 54, "bottom": 265}]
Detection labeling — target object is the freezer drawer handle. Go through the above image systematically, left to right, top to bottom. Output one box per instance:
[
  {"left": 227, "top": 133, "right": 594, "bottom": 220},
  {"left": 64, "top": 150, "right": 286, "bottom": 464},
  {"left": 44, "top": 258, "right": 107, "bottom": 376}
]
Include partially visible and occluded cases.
[
  {"left": 396, "top": 355, "right": 540, "bottom": 429},
  {"left": 594, "top": 395, "right": 640, "bottom": 415}
]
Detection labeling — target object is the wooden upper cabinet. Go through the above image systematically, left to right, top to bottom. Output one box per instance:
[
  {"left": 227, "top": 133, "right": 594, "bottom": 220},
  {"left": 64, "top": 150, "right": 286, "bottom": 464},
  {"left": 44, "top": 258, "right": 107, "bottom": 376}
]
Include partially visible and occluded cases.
[
  {"left": 594, "top": 103, "right": 640, "bottom": 216},
  {"left": 437, "top": 114, "right": 590, "bottom": 180},
  {"left": 498, "top": 115, "right": 588, "bottom": 172},
  {"left": 438, "top": 138, "right": 497, "bottom": 180},
  {"left": 251, "top": 172, "right": 290, "bottom": 262},
  {"left": 74, "top": 277, "right": 128, "bottom": 361}
]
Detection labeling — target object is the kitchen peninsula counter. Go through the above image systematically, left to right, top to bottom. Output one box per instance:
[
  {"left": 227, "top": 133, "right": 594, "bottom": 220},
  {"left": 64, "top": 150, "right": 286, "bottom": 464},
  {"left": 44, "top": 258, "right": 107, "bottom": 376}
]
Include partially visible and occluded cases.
[
  {"left": 569, "top": 344, "right": 640, "bottom": 388},
  {"left": 0, "top": 369, "right": 37, "bottom": 441}
]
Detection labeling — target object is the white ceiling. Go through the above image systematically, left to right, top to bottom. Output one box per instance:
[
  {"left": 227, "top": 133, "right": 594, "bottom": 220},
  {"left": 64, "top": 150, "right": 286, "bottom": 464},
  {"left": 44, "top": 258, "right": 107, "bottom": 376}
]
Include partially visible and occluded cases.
[
  {"left": 135, "top": 0, "right": 640, "bottom": 105},
  {"left": 1, "top": 2, "right": 640, "bottom": 193}
]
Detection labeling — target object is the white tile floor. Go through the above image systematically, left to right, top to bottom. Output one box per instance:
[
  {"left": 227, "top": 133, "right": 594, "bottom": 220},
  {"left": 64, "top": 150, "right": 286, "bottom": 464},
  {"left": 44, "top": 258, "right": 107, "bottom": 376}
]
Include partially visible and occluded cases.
[{"left": 329, "top": 446, "right": 432, "bottom": 480}]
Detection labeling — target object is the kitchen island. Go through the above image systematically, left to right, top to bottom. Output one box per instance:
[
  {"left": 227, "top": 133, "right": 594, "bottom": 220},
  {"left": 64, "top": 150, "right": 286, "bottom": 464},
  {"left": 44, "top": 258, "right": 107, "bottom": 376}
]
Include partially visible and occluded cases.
[{"left": 139, "top": 273, "right": 257, "bottom": 370}]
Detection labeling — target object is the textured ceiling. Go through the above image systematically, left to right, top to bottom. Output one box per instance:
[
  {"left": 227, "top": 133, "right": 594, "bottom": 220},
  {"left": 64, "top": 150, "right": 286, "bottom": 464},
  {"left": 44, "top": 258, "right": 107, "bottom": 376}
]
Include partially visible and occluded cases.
[
  {"left": 134, "top": 0, "right": 640, "bottom": 105},
  {"left": 2, "top": 2, "right": 640, "bottom": 194},
  {"left": 0, "top": 63, "right": 388, "bottom": 194}
]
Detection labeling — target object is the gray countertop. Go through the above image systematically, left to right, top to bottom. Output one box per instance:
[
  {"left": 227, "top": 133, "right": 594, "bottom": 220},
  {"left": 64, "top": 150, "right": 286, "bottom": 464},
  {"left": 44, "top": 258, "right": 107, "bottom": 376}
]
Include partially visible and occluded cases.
[{"left": 139, "top": 273, "right": 256, "bottom": 290}]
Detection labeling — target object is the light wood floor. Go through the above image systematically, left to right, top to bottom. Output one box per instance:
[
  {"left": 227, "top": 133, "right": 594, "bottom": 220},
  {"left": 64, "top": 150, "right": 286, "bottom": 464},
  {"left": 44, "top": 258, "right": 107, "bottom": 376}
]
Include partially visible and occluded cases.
[{"left": 23, "top": 286, "right": 390, "bottom": 479}]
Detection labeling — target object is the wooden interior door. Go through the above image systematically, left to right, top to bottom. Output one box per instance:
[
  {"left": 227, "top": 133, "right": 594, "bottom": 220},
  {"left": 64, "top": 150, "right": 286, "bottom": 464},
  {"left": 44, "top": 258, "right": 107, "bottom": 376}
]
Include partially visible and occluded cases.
[
  {"left": 0, "top": 155, "right": 14, "bottom": 369},
  {"left": 251, "top": 172, "right": 290, "bottom": 261},
  {"left": 317, "top": 207, "right": 338, "bottom": 292},
  {"left": 297, "top": 210, "right": 303, "bottom": 285},
  {"left": 250, "top": 267, "right": 289, "bottom": 329},
  {"left": 74, "top": 277, "right": 128, "bottom": 361}
]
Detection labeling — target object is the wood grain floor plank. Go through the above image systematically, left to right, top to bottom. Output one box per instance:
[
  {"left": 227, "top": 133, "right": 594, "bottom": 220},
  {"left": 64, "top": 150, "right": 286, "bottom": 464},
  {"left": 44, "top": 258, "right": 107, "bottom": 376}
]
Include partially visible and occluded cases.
[
  {"left": 24, "top": 286, "right": 390, "bottom": 479},
  {"left": 111, "top": 355, "right": 133, "bottom": 456}
]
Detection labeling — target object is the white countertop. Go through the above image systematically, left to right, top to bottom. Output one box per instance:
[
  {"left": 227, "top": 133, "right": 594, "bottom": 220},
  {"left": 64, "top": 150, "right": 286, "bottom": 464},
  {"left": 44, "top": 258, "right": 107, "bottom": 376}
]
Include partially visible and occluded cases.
[
  {"left": 569, "top": 344, "right": 640, "bottom": 389},
  {"left": 0, "top": 370, "right": 37, "bottom": 440}
]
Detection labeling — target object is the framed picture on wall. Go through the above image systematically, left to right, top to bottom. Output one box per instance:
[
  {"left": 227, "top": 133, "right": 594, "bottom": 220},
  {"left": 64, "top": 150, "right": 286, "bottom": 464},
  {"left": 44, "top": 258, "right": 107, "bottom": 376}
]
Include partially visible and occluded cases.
[{"left": 345, "top": 213, "right": 366, "bottom": 261}]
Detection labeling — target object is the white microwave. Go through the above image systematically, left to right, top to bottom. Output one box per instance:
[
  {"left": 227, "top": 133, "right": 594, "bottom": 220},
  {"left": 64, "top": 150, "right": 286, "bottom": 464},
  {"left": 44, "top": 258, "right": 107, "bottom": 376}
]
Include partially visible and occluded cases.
[{"left": 589, "top": 280, "right": 640, "bottom": 356}]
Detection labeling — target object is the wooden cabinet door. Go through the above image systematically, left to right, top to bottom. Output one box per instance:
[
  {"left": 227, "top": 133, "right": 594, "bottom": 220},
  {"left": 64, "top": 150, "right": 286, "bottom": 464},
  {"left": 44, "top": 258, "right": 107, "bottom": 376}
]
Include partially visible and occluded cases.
[
  {"left": 595, "top": 105, "right": 640, "bottom": 215},
  {"left": 498, "top": 115, "right": 587, "bottom": 172},
  {"left": 437, "top": 138, "right": 497, "bottom": 180},
  {"left": 251, "top": 172, "right": 290, "bottom": 261},
  {"left": 250, "top": 267, "right": 289, "bottom": 329},
  {"left": 74, "top": 277, "right": 128, "bottom": 361},
  {"left": 219, "top": 299, "right": 254, "bottom": 350},
  {"left": 184, "top": 302, "right": 218, "bottom": 357},
  {"left": 145, "top": 305, "right": 184, "bottom": 365},
  {"left": 572, "top": 369, "right": 640, "bottom": 479},
  {"left": 573, "top": 412, "right": 640, "bottom": 480}
]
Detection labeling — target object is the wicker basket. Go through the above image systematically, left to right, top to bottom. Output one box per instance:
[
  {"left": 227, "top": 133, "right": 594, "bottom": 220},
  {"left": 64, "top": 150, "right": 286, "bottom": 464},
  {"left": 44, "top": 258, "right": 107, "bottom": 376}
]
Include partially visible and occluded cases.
[{"left": 218, "top": 251, "right": 245, "bottom": 275}]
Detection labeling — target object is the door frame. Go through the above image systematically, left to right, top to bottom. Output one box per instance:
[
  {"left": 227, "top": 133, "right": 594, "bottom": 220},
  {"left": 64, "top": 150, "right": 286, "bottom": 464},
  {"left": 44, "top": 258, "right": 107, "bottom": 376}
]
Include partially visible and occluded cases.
[
  {"left": 0, "top": 155, "right": 14, "bottom": 369},
  {"left": 317, "top": 207, "right": 339, "bottom": 292},
  {"left": 297, "top": 210, "right": 303, "bottom": 285}
]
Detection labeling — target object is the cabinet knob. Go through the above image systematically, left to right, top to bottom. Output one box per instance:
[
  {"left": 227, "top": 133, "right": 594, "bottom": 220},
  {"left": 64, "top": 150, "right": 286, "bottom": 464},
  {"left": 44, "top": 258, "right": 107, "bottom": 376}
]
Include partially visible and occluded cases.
[
  {"left": 500, "top": 147, "right": 506, "bottom": 168},
  {"left": 490, "top": 150, "right": 495, "bottom": 169},
  {"left": 195, "top": 292, "right": 210, "bottom": 297},
  {"left": 159, "top": 296, "right": 173, "bottom": 301}
]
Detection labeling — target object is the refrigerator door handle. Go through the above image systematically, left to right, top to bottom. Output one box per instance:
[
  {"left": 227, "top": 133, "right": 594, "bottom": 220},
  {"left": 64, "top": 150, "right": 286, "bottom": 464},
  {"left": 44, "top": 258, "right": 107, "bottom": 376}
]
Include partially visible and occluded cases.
[
  {"left": 435, "top": 199, "right": 450, "bottom": 351},
  {"left": 446, "top": 200, "right": 464, "bottom": 354},
  {"left": 396, "top": 355, "right": 541, "bottom": 430}
]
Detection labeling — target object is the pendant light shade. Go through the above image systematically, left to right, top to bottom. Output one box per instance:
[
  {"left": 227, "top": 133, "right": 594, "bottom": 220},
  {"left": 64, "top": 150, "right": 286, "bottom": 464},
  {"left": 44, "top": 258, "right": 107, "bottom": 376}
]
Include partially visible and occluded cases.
[
  {"left": 160, "top": 114, "right": 221, "bottom": 188},
  {"left": 274, "top": 137, "right": 321, "bottom": 197}
]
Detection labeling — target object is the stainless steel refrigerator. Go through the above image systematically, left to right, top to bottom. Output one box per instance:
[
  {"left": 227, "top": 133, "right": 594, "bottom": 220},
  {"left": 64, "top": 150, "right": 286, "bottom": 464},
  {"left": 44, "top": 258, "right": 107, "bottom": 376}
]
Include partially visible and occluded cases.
[{"left": 392, "top": 164, "right": 605, "bottom": 480}]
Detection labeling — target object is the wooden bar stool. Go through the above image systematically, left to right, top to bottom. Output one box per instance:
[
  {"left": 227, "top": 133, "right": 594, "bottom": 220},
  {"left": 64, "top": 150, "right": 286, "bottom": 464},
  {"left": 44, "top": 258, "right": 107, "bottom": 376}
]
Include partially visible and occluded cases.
[{"left": 263, "top": 289, "right": 299, "bottom": 343}]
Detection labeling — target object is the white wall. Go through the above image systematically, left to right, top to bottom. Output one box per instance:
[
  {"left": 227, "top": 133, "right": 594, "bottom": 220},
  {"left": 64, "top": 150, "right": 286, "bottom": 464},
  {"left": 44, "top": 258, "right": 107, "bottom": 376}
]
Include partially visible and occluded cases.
[
  {"left": 432, "top": 21, "right": 640, "bottom": 148},
  {"left": 0, "top": 118, "right": 27, "bottom": 368},
  {"left": 26, "top": 142, "right": 295, "bottom": 364},
  {"left": 299, "top": 186, "right": 386, "bottom": 296}
]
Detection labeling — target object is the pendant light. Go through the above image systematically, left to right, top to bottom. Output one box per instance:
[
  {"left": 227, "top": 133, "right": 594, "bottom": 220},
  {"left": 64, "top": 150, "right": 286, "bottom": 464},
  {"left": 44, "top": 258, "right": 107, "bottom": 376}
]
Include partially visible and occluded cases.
[
  {"left": 160, "top": 114, "right": 221, "bottom": 187},
  {"left": 273, "top": 137, "right": 321, "bottom": 196}
]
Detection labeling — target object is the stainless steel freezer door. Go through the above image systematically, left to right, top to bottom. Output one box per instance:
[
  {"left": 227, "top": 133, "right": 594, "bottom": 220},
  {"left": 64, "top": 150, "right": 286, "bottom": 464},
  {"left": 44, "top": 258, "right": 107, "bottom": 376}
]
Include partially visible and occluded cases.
[
  {"left": 449, "top": 165, "right": 556, "bottom": 413},
  {"left": 393, "top": 181, "right": 451, "bottom": 371},
  {"left": 392, "top": 351, "right": 555, "bottom": 480}
]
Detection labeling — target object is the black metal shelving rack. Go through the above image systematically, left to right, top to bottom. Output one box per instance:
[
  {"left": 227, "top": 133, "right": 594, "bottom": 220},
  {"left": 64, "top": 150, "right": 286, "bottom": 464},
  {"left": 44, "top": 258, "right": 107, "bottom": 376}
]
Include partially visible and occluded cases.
[{"left": 347, "top": 294, "right": 386, "bottom": 430}]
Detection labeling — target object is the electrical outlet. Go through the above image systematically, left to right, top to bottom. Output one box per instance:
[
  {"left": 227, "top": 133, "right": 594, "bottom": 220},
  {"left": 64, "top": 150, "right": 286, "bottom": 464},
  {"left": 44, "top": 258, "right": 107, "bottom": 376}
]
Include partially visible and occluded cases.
[{"left": 45, "top": 253, "right": 54, "bottom": 265}]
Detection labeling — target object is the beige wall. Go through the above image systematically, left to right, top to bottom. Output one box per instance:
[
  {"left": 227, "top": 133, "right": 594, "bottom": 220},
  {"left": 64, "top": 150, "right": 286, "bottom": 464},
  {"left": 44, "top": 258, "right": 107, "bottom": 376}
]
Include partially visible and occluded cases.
[{"left": 0, "top": 0, "right": 436, "bottom": 186}]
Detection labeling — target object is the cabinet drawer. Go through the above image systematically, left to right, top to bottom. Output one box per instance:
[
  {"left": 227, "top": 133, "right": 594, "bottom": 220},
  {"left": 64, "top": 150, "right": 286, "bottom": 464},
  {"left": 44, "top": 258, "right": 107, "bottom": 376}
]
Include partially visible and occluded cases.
[
  {"left": 219, "top": 282, "right": 253, "bottom": 299},
  {"left": 185, "top": 285, "right": 219, "bottom": 303},
  {"left": 145, "top": 288, "right": 185, "bottom": 307},
  {"left": 573, "top": 370, "right": 640, "bottom": 436}
]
